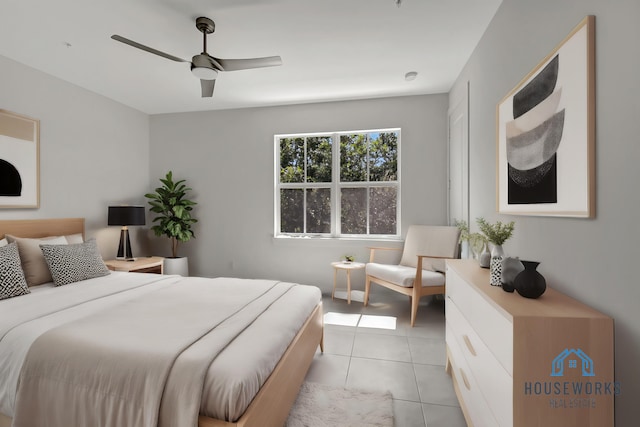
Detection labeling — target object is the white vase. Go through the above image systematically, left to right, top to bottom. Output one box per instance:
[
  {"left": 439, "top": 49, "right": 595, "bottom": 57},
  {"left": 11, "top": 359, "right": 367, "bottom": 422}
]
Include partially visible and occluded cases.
[{"left": 163, "top": 257, "right": 189, "bottom": 276}]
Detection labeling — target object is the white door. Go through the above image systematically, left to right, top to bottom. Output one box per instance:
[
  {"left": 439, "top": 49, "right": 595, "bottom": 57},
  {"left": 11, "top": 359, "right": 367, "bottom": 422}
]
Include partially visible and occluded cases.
[{"left": 448, "top": 82, "right": 469, "bottom": 235}]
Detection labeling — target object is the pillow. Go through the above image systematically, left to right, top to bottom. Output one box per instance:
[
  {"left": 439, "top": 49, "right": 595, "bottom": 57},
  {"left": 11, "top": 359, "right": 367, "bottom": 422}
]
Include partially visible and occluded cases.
[
  {"left": 64, "top": 233, "right": 84, "bottom": 244},
  {"left": 5, "top": 235, "right": 68, "bottom": 286},
  {"left": 0, "top": 238, "right": 7, "bottom": 247},
  {"left": 40, "top": 239, "right": 110, "bottom": 287},
  {"left": 0, "top": 242, "right": 30, "bottom": 301}
]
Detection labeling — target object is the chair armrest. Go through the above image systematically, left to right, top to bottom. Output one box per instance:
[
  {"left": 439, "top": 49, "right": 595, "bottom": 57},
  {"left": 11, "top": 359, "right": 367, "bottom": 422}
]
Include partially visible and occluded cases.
[
  {"left": 368, "top": 246, "right": 402, "bottom": 263},
  {"left": 415, "top": 254, "right": 449, "bottom": 260}
]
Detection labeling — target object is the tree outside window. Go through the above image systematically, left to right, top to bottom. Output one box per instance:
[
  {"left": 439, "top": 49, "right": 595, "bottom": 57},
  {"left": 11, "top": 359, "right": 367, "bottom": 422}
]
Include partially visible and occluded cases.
[{"left": 277, "top": 129, "right": 399, "bottom": 237}]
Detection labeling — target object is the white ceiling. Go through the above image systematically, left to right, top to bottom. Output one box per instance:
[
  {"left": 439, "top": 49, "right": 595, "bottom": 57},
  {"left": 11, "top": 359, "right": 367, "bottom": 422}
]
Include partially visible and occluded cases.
[{"left": 0, "top": 0, "right": 502, "bottom": 115}]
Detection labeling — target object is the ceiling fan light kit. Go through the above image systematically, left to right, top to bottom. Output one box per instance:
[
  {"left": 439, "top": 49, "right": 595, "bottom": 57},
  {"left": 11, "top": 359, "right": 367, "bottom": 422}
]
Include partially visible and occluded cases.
[
  {"left": 111, "top": 16, "right": 282, "bottom": 98},
  {"left": 191, "top": 55, "right": 218, "bottom": 80}
]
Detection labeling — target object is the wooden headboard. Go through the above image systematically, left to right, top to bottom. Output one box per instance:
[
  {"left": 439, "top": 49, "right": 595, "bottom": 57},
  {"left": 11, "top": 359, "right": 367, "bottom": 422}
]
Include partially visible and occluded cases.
[{"left": 0, "top": 218, "right": 85, "bottom": 239}]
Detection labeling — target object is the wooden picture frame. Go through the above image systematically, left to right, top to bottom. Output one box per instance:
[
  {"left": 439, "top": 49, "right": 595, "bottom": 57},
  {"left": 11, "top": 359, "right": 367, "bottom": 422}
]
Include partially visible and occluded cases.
[
  {"left": 496, "top": 16, "right": 595, "bottom": 217},
  {"left": 0, "top": 109, "right": 40, "bottom": 208}
]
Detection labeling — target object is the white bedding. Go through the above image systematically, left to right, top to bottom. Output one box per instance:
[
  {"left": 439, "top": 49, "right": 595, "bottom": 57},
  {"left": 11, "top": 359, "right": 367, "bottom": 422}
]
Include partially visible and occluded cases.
[{"left": 0, "top": 272, "right": 321, "bottom": 425}]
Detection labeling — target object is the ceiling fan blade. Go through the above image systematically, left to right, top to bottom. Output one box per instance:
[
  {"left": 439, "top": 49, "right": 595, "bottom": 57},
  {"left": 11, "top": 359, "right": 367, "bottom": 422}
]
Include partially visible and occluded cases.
[
  {"left": 111, "top": 35, "right": 190, "bottom": 63},
  {"left": 213, "top": 56, "right": 282, "bottom": 71},
  {"left": 200, "top": 79, "right": 216, "bottom": 98}
]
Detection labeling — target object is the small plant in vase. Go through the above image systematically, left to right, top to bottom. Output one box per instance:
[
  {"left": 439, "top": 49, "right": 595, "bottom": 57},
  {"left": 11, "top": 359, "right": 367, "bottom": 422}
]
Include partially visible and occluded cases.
[
  {"left": 476, "top": 217, "right": 515, "bottom": 286},
  {"left": 455, "top": 220, "right": 489, "bottom": 264},
  {"left": 468, "top": 232, "right": 488, "bottom": 261},
  {"left": 343, "top": 255, "right": 355, "bottom": 264}
]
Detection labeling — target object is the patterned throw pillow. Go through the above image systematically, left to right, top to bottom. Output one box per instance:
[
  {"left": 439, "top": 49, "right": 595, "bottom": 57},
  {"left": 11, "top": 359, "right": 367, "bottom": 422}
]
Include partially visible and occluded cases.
[
  {"left": 5, "top": 235, "right": 68, "bottom": 286},
  {"left": 40, "top": 239, "right": 110, "bottom": 287},
  {"left": 0, "top": 242, "right": 30, "bottom": 300}
]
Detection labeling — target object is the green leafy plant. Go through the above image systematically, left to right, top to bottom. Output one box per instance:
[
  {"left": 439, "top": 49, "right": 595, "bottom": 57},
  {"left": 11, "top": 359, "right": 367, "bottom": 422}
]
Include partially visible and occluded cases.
[
  {"left": 145, "top": 171, "right": 197, "bottom": 258},
  {"left": 476, "top": 217, "right": 515, "bottom": 246},
  {"left": 454, "top": 219, "right": 471, "bottom": 243},
  {"left": 344, "top": 255, "right": 355, "bottom": 262}
]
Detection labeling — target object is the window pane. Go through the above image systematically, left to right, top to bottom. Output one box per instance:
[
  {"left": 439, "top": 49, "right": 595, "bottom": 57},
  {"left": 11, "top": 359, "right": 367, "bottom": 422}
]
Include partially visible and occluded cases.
[
  {"left": 369, "top": 132, "right": 398, "bottom": 181},
  {"left": 340, "top": 134, "right": 367, "bottom": 182},
  {"left": 306, "top": 136, "right": 332, "bottom": 183},
  {"left": 279, "top": 137, "right": 304, "bottom": 183},
  {"left": 369, "top": 187, "right": 397, "bottom": 234},
  {"left": 306, "top": 188, "right": 331, "bottom": 233},
  {"left": 341, "top": 188, "right": 367, "bottom": 234},
  {"left": 280, "top": 189, "right": 303, "bottom": 233}
]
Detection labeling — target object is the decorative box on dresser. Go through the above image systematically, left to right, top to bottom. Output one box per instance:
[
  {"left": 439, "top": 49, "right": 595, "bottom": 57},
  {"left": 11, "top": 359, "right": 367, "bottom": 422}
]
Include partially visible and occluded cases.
[{"left": 445, "top": 259, "right": 614, "bottom": 427}]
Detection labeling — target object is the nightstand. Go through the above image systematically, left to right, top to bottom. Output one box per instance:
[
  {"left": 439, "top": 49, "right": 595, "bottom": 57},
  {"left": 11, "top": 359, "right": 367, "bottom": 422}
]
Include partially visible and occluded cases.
[{"left": 104, "top": 257, "right": 164, "bottom": 274}]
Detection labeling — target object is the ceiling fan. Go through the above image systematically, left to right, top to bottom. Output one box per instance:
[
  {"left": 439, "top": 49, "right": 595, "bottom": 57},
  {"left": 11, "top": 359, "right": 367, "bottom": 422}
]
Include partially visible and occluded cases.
[{"left": 111, "top": 16, "right": 282, "bottom": 98}]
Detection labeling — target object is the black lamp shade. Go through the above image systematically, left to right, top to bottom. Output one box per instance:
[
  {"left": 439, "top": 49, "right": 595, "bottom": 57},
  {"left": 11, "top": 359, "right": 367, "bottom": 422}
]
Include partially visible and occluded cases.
[{"left": 108, "top": 206, "right": 146, "bottom": 226}]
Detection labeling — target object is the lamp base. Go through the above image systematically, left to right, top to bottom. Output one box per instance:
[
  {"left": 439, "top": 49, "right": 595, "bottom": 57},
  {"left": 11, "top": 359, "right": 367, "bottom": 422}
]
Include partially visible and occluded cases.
[{"left": 116, "top": 227, "right": 135, "bottom": 261}]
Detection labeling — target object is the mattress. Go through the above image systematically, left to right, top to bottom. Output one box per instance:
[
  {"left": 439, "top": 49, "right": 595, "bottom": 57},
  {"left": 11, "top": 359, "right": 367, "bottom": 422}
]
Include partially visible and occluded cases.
[{"left": 0, "top": 272, "right": 321, "bottom": 424}]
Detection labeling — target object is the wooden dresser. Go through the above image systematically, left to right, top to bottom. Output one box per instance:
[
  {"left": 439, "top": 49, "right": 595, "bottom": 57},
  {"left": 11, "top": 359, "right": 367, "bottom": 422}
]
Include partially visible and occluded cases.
[{"left": 445, "top": 260, "right": 614, "bottom": 427}]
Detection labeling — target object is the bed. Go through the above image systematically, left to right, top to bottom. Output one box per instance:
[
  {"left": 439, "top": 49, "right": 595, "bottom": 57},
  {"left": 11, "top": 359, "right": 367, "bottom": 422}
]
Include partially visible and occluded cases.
[{"left": 0, "top": 218, "right": 324, "bottom": 427}]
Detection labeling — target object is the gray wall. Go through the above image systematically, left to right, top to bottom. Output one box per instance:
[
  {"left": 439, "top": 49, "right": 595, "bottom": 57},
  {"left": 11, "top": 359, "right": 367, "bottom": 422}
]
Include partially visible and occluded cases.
[
  {"left": 449, "top": 1, "right": 640, "bottom": 424},
  {"left": 0, "top": 55, "right": 150, "bottom": 258},
  {"left": 149, "top": 94, "right": 449, "bottom": 291}
]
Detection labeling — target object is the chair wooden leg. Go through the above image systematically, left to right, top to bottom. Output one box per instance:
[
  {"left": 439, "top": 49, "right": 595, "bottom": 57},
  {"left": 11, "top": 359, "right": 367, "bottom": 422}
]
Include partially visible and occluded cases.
[
  {"left": 364, "top": 276, "right": 371, "bottom": 306},
  {"left": 410, "top": 287, "right": 421, "bottom": 327}
]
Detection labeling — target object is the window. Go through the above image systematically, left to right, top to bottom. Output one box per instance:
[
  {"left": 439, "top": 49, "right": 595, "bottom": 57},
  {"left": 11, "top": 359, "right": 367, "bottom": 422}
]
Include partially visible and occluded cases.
[{"left": 276, "top": 129, "right": 400, "bottom": 238}]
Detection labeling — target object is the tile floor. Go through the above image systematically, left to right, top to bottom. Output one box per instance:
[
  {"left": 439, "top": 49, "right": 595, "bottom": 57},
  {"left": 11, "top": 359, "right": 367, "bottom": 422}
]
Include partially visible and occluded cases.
[{"left": 304, "top": 287, "right": 467, "bottom": 427}]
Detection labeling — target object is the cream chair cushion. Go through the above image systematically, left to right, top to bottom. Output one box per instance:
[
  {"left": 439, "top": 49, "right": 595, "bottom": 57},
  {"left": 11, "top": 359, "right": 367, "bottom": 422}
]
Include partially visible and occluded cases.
[
  {"left": 399, "top": 225, "right": 460, "bottom": 272},
  {"left": 366, "top": 263, "right": 445, "bottom": 288}
]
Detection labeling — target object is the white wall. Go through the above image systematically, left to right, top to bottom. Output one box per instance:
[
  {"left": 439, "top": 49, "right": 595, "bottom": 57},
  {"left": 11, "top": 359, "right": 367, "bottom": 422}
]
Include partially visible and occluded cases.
[
  {"left": 449, "top": 1, "right": 640, "bottom": 424},
  {"left": 0, "top": 55, "right": 150, "bottom": 258},
  {"left": 149, "top": 94, "right": 449, "bottom": 291}
]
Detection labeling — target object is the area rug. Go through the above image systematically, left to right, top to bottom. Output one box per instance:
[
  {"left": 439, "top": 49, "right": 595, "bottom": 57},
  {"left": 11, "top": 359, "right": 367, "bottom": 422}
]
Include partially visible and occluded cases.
[{"left": 286, "top": 382, "right": 394, "bottom": 427}]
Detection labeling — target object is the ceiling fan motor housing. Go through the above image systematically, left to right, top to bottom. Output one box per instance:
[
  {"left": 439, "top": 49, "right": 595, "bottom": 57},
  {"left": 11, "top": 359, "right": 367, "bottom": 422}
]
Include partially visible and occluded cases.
[{"left": 191, "top": 54, "right": 218, "bottom": 80}]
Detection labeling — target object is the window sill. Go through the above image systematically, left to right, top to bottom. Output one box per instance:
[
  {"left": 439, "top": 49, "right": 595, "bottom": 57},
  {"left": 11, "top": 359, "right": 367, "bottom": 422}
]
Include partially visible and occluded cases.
[{"left": 272, "top": 234, "right": 403, "bottom": 247}]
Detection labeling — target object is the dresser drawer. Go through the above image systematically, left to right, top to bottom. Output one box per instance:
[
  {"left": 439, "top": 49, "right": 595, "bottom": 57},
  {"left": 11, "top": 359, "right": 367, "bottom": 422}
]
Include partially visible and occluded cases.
[
  {"left": 447, "top": 267, "right": 513, "bottom": 374},
  {"left": 447, "top": 298, "right": 513, "bottom": 427},
  {"left": 446, "top": 323, "right": 499, "bottom": 427}
]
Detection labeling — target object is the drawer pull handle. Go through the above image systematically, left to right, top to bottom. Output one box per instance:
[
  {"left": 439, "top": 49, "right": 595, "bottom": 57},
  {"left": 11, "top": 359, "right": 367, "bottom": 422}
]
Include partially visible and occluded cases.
[
  {"left": 463, "top": 335, "right": 477, "bottom": 356},
  {"left": 460, "top": 368, "right": 471, "bottom": 391}
]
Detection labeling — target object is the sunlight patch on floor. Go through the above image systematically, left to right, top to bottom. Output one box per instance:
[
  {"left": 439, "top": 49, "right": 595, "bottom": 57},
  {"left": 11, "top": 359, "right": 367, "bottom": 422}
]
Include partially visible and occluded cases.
[
  {"left": 323, "top": 312, "right": 397, "bottom": 330},
  {"left": 323, "top": 312, "right": 361, "bottom": 327},
  {"left": 358, "top": 314, "right": 397, "bottom": 330}
]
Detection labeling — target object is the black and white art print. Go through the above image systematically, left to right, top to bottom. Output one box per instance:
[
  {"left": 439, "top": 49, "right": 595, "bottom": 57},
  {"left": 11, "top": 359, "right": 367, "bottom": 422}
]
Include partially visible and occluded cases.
[
  {"left": 497, "top": 16, "right": 595, "bottom": 218},
  {"left": 0, "top": 110, "right": 40, "bottom": 208}
]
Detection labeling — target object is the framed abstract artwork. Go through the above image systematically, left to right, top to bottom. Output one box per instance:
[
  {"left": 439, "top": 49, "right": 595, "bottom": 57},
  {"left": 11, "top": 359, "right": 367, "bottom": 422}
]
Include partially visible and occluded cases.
[
  {"left": 496, "top": 16, "right": 595, "bottom": 217},
  {"left": 0, "top": 110, "right": 40, "bottom": 208}
]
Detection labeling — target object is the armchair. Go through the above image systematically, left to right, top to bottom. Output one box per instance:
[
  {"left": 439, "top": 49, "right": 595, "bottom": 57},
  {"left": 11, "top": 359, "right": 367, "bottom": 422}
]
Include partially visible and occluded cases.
[{"left": 364, "top": 225, "right": 460, "bottom": 326}]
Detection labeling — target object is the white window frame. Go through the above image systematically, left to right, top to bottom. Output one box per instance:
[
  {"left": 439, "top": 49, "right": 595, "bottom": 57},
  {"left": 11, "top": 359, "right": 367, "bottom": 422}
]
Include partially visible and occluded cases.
[{"left": 274, "top": 128, "right": 401, "bottom": 239}]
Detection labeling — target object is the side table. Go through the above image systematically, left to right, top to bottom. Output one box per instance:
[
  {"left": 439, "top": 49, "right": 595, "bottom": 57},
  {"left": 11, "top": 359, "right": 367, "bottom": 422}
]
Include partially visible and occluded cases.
[
  {"left": 104, "top": 256, "right": 164, "bottom": 274},
  {"left": 331, "top": 261, "right": 365, "bottom": 304}
]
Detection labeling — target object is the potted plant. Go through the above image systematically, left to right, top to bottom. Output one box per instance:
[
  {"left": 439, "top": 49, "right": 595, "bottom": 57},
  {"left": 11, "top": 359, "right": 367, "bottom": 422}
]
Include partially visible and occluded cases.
[
  {"left": 145, "top": 171, "right": 197, "bottom": 276},
  {"left": 476, "top": 217, "right": 515, "bottom": 286},
  {"left": 476, "top": 217, "right": 515, "bottom": 256},
  {"left": 456, "top": 220, "right": 489, "bottom": 263}
]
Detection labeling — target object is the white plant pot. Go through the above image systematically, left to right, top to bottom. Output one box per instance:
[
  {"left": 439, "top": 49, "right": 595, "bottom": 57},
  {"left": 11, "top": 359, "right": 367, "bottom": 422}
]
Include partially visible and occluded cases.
[{"left": 163, "top": 257, "right": 189, "bottom": 276}]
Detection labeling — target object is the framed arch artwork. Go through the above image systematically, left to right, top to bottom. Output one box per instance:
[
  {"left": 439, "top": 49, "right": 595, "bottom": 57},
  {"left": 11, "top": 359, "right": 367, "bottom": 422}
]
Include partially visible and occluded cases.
[
  {"left": 496, "top": 16, "right": 595, "bottom": 218},
  {"left": 0, "top": 110, "right": 40, "bottom": 209}
]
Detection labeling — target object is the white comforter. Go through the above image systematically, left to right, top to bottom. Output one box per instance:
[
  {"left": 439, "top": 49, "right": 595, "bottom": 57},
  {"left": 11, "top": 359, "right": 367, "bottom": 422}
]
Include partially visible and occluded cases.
[{"left": 0, "top": 272, "right": 321, "bottom": 426}]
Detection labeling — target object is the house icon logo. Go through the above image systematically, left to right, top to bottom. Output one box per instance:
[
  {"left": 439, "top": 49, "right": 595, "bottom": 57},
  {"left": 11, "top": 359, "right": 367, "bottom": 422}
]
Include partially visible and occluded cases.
[{"left": 550, "top": 348, "right": 595, "bottom": 377}]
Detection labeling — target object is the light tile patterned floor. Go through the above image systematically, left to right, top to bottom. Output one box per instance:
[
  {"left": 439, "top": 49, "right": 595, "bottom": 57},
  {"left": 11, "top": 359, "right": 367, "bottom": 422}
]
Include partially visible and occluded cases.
[{"left": 304, "top": 287, "right": 467, "bottom": 427}]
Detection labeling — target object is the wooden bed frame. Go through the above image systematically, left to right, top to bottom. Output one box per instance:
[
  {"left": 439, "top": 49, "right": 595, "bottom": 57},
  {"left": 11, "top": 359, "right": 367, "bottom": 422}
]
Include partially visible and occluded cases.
[{"left": 0, "top": 218, "right": 324, "bottom": 427}]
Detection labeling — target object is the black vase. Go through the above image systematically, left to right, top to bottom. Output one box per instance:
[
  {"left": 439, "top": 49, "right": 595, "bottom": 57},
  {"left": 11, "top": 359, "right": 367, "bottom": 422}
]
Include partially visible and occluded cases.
[{"left": 514, "top": 261, "right": 546, "bottom": 299}]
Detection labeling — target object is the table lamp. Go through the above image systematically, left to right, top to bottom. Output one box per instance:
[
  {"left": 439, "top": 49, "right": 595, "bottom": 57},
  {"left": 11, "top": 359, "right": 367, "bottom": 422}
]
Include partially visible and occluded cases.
[{"left": 108, "top": 205, "right": 146, "bottom": 260}]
